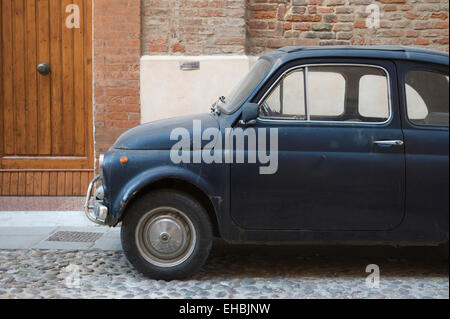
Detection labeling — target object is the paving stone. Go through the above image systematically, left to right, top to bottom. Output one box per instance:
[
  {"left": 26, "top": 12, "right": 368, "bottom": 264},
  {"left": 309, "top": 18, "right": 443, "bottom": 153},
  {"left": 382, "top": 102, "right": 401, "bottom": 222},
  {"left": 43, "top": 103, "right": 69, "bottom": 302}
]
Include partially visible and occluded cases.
[{"left": 0, "top": 245, "right": 447, "bottom": 299}]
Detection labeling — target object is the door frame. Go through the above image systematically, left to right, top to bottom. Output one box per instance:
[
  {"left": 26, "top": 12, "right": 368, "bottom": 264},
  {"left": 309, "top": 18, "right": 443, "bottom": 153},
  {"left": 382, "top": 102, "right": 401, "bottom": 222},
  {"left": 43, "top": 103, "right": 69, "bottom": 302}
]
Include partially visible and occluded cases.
[
  {"left": 0, "top": 0, "right": 94, "bottom": 195},
  {"left": 0, "top": 0, "right": 94, "bottom": 170},
  {"left": 0, "top": 1, "right": 3, "bottom": 170},
  {"left": 229, "top": 57, "right": 406, "bottom": 231},
  {"left": 395, "top": 60, "right": 449, "bottom": 240}
]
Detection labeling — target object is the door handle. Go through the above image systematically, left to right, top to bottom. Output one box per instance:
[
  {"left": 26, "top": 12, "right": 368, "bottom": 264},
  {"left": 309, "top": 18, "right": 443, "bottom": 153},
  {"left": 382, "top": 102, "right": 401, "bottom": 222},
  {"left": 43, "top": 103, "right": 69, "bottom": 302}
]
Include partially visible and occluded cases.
[
  {"left": 37, "top": 62, "right": 51, "bottom": 76},
  {"left": 373, "top": 140, "right": 404, "bottom": 147}
]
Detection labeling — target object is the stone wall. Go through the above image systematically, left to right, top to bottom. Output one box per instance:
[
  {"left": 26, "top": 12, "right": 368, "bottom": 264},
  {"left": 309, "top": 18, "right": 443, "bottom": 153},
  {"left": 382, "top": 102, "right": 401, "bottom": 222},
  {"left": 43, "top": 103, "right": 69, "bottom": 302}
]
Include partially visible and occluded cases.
[
  {"left": 141, "top": 0, "right": 449, "bottom": 55},
  {"left": 142, "top": 0, "right": 247, "bottom": 55},
  {"left": 246, "top": 0, "right": 449, "bottom": 55}
]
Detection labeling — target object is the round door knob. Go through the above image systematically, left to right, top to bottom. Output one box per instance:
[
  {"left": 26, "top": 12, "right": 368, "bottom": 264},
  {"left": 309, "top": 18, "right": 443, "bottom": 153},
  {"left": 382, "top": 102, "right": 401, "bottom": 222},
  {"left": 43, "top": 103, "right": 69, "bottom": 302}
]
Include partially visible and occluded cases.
[{"left": 37, "top": 63, "right": 51, "bottom": 75}]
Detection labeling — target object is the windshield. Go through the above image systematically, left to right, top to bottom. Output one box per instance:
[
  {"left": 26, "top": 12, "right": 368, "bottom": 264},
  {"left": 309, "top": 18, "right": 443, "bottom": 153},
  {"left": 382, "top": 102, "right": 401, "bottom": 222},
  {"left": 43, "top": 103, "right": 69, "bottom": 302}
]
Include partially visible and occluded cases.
[{"left": 219, "top": 58, "right": 273, "bottom": 114}]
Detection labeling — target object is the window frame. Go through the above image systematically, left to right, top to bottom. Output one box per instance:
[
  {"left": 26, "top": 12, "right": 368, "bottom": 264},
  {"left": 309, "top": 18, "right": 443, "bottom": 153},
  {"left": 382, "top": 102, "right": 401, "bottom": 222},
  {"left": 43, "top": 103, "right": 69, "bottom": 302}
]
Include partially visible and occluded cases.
[
  {"left": 257, "top": 63, "right": 393, "bottom": 125},
  {"left": 402, "top": 66, "right": 449, "bottom": 129}
]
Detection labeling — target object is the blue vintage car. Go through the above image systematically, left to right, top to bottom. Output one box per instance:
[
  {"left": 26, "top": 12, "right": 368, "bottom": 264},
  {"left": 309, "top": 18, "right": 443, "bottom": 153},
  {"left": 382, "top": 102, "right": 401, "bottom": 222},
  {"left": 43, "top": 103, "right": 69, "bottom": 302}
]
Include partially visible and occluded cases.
[{"left": 86, "top": 46, "right": 449, "bottom": 280}]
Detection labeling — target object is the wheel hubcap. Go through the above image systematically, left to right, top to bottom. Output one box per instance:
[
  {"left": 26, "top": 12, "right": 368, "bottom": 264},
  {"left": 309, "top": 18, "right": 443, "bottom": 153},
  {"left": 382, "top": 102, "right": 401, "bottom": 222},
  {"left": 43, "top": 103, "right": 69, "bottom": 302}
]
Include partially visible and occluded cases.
[
  {"left": 136, "top": 207, "right": 196, "bottom": 268},
  {"left": 146, "top": 216, "right": 188, "bottom": 259}
]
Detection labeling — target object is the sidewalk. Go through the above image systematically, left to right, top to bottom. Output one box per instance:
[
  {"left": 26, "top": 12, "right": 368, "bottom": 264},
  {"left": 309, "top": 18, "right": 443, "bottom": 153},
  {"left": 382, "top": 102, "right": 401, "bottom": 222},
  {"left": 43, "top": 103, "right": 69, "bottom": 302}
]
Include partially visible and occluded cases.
[{"left": 0, "top": 211, "right": 121, "bottom": 251}]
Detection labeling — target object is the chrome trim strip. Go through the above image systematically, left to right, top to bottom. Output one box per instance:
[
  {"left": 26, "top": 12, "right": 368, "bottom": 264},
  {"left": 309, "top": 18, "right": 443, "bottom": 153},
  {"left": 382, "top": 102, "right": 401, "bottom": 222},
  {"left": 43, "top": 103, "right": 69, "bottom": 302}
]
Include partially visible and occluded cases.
[
  {"left": 257, "top": 63, "right": 393, "bottom": 126},
  {"left": 305, "top": 66, "right": 310, "bottom": 122}
]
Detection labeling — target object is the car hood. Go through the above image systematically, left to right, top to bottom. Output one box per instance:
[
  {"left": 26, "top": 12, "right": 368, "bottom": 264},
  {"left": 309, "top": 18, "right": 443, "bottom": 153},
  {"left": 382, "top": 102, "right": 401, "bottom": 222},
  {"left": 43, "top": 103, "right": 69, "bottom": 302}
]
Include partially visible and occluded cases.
[{"left": 113, "top": 113, "right": 219, "bottom": 150}]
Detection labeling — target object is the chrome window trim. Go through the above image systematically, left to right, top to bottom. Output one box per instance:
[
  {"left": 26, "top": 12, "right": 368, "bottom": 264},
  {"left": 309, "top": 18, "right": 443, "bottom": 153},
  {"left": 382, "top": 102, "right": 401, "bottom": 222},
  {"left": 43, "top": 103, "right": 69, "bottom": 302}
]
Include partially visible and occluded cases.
[
  {"left": 257, "top": 63, "right": 393, "bottom": 126},
  {"left": 304, "top": 66, "right": 310, "bottom": 121}
]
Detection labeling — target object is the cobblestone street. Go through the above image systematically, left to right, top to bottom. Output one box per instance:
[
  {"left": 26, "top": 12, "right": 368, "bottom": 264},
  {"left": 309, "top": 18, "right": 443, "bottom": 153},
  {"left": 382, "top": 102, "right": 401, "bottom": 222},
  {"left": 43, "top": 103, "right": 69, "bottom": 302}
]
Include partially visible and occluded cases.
[{"left": 0, "top": 241, "right": 448, "bottom": 299}]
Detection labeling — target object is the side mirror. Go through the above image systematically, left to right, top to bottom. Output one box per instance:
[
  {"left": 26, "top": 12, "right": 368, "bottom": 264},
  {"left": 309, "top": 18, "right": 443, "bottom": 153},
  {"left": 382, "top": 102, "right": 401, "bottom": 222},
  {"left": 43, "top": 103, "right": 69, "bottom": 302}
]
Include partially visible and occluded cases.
[{"left": 239, "top": 103, "right": 259, "bottom": 126}]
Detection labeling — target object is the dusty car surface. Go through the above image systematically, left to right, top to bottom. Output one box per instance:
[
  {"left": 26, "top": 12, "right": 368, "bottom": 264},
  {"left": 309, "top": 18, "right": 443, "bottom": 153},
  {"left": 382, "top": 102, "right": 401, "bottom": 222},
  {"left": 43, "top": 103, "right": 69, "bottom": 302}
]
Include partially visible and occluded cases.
[{"left": 86, "top": 46, "right": 449, "bottom": 280}]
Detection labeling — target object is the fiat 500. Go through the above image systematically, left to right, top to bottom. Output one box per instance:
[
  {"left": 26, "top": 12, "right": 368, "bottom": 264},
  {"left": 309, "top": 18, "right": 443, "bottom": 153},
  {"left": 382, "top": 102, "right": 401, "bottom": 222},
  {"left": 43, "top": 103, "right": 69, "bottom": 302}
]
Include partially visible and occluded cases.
[{"left": 86, "top": 46, "right": 449, "bottom": 280}]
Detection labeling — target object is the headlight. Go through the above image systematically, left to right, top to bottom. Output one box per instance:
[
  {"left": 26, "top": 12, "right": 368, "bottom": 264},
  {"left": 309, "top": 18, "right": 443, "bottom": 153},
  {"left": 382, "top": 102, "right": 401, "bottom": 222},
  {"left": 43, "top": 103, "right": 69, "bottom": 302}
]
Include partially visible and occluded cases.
[
  {"left": 98, "top": 154, "right": 105, "bottom": 176},
  {"left": 94, "top": 185, "right": 105, "bottom": 201}
]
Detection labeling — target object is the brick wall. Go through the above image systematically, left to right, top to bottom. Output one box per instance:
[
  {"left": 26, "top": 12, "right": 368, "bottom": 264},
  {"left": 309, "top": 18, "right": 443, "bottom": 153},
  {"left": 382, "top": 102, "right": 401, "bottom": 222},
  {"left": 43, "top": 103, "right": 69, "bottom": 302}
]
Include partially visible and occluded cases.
[
  {"left": 93, "top": 0, "right": 141, "bottom": 155},
  {"left": 140, "top": 0, "right": 449, "bottom": 56},
  {"left": 142, "top": 0, "right": 247, "bottom": 55},
  {"left": 247, "top": 0, "right": 449, "bottom": 55}
]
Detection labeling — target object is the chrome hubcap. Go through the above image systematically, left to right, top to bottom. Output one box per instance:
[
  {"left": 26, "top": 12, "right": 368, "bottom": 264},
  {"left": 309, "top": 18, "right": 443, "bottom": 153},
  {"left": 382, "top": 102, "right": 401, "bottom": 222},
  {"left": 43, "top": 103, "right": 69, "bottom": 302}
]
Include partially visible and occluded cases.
[
  {"left": 136, "top": 207, "right": 196, "bottom": 268},
  {"left": 146, "top": 216, "right": 189, "bottom": 259}
]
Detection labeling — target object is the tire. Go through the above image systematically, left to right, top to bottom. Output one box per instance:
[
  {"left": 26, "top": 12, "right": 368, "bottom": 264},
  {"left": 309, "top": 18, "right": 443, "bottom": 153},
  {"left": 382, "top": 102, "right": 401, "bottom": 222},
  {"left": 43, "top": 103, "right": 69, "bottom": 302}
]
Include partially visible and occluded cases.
[{"left": 121, "top": 190, "right": 213, "bottom": 280}]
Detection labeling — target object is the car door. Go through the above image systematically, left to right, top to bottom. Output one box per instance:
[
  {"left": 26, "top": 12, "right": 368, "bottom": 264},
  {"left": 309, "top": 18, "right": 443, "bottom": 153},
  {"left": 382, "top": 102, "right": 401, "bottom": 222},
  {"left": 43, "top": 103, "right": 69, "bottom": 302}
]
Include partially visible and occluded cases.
[
  {"left": 230, "top": 59, "right": 406, "bottom": 231},
  {"left": 397, "top": 62, "right": 449, "bottom": 234}
]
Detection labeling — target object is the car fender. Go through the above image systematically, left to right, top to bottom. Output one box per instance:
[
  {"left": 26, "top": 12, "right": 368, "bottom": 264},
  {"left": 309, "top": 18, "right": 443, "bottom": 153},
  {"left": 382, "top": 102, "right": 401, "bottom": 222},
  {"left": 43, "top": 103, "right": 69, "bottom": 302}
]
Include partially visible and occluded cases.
[{"left": 111, "top": 165, "right": 218, "bottom": 225}]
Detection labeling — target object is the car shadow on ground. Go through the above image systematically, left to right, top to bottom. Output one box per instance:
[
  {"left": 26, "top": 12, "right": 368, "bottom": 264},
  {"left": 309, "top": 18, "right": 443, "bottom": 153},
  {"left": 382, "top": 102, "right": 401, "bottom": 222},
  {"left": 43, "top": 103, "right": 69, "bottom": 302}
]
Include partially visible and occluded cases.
[{"left": 194, "top": 239, "right": 449, "bottom": 280}]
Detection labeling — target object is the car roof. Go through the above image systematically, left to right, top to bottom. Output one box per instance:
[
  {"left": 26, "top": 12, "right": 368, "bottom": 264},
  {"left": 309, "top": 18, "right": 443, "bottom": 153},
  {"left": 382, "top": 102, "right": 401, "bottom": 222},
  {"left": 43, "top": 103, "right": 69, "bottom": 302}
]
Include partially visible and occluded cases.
[{"left": 263, "top": 45, "right": 449, "bottom": 66}]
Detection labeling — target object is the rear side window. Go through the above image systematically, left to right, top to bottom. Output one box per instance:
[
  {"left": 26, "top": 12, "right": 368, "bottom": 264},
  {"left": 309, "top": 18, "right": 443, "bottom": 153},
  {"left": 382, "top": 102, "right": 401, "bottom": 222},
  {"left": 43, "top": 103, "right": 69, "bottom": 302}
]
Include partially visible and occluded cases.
[
  {"left": 260, "top": 65, "right": 390, "bottom": 123},
  {"left": 405, "top": 70, "right": 449, "bottom": 127},
  {"left": 359, "top": 74, "right": 390, "bottom": 119}
]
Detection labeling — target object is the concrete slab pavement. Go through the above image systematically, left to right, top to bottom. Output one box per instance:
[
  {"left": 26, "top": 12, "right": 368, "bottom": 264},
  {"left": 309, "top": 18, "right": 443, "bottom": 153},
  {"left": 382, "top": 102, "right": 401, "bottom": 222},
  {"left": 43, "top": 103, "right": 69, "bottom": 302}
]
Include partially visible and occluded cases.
[{"left": 0, "top": 211, "right": 122, "bottom": 251}]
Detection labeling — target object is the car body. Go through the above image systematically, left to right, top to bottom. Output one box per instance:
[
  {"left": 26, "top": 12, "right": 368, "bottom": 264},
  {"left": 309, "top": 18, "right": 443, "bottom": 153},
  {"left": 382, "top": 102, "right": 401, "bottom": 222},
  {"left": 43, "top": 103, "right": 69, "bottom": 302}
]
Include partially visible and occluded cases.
[{"left": 86, "top": 46, "right": 449, "bottom": 279}]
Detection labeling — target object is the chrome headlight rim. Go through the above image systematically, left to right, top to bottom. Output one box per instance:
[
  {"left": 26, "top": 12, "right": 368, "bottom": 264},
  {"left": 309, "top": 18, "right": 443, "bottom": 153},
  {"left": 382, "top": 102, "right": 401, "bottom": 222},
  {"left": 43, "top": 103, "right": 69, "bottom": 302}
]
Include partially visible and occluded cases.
[
  {"left": 98, "top": 154, "right": 105, "bottom": 176},
  {"left": 94, "top": 185, "right": 105, "bottom": 201}
]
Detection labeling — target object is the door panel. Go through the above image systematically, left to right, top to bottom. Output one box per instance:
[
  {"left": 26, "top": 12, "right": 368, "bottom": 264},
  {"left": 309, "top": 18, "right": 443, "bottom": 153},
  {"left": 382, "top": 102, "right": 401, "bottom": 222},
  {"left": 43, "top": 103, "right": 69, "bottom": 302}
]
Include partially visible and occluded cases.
[
  {"left": 0, "top": 0, "right": 93, "bottom": 196},
  {"left": 230, "top": 60, "right": 406, "bottom": 231},
  {"left": 398, "top": 62, "right": 449, "bottom": 234},
  {"left": 231, "top": 125, "right": 406, "bottom": 231}
]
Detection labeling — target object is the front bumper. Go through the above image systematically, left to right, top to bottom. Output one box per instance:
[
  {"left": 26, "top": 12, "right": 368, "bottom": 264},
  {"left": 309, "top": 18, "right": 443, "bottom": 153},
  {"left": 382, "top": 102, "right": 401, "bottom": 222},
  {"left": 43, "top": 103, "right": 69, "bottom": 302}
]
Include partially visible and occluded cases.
[{"left": 84, "top": 175, "right": 109, "bottom": 225}]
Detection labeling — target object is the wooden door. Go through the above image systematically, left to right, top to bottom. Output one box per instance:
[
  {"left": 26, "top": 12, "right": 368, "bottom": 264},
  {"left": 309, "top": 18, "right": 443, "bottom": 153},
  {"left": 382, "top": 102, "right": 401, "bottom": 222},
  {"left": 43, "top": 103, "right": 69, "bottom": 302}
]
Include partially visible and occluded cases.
[{"left": 0, "top": 0, "right": 93, "bottom": 196}]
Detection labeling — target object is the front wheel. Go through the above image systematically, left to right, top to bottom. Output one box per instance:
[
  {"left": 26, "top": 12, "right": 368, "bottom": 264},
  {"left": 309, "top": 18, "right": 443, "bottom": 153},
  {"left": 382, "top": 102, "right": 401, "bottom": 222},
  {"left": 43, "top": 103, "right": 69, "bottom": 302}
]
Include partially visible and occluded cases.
[{"left": 121, "top": 190, "right": 213, "bottom": 280}]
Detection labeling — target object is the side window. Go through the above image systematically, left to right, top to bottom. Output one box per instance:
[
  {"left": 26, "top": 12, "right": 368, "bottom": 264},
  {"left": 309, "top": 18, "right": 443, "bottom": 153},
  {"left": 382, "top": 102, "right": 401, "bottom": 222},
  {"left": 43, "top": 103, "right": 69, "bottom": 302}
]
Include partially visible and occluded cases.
[
  {"left": 260, "top": 65, "right": 390, "bottom": 123},
  {"left": 308, "top": 68, "right": 345, "bottom": 118},
  {"left": 261, "top": 70, "right": 306, "bottom": 120},
  {"left": 405, "top": 70, "right": 449, "bottom": 127},
  {"left": 359, "top": 74, "right": 390, "bottom": 119}
]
